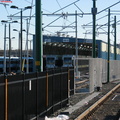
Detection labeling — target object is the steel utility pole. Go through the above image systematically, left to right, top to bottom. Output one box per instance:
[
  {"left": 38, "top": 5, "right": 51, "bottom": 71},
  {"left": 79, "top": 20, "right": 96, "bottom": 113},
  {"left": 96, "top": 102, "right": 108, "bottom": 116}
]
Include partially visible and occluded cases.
[
  {"left": 35, "top": 0, "right": 43, "bottom": 72},
  {"left": 92, "top": 0, "right": 97, "bottom": 58},
  {"left": 20, "top": 9, "right": 23, "bottom": 73},
  {"left": 107, "top": 9, "right": 110, "bottom": 83},
  {"left": 75, "top": 10, "right": 78, "bottom": 77},
  {"left": 114, "top": 16, "right": 117, "bottom": 60},
  {"left": 26, "top": 19, "right": 29, "bottom": 73},
  {"left": 9, "top": 23, "right": 11, "bottom": 73},
  {"left": 4, "top": 24, "right": 7, "bottom": 73}
]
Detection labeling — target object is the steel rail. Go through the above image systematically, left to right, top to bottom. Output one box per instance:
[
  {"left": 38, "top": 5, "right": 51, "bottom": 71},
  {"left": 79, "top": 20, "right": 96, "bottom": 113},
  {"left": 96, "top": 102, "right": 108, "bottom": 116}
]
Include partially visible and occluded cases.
[{"left": 75, "top": 83, "right": 120, "bottom": 120}]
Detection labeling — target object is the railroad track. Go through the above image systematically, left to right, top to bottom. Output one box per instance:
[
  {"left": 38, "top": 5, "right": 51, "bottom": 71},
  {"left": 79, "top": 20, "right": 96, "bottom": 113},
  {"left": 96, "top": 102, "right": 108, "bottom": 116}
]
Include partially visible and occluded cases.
[{"left": 74, "top": 83, "right": 120, "bottom": 120}]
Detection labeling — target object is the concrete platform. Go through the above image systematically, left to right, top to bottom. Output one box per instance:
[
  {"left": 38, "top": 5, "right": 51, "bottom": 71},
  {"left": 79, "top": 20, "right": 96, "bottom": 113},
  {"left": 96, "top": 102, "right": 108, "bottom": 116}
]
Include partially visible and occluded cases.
[{"left": 64, "top": 92, "right": 100, "bottom": 114}]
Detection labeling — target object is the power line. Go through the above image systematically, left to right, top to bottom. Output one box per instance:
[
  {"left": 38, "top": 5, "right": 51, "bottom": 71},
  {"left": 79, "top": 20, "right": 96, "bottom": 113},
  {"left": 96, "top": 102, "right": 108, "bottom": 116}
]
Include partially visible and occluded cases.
[
  {"left": 28, "top": 0, "right": 34, "bottom": 33},
  {"left": 52, "top": 0, "right": 80, "bottom": 14},
  {"left": 56, "top": 0, "right": 63, "bottom": 13},
  {"left": 85, "top": 1, "right": 120, "bottom": 26},
  {"left": 97, "top": 1, "right": 120, "bottom": 14},
  {"left": 74, "top": 3, "right": 84, "bottom": 16},
  {"left": 85, "top": 14, "right": 108, "bottom": 26},
  {"left": 43, "top": 15, "right": 62, "bottom": 29}
]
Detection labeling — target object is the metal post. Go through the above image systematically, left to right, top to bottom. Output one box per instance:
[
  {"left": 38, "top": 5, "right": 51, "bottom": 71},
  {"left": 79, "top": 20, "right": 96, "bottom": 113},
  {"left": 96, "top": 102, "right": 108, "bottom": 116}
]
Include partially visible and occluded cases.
[
  {"left": 35, "top": 0, "right": 43, "bottom": 72},
  {"left": 92, "top": 0, "right": 97, "bottom": 58},
  {"left": 20, "top": 9, "right": 23, "bottom": 73},
  {"left": 107, "top": 9, "right": 110, "bottom": 83},
  {"left": 75, "top": 10, "right": 78, "bottom": 77},
  {"left": 114, "top": 16, "right": 116, "bottom": 60},
  {"left": 26, "top": 19, "right": 29, "bottom": 73},
  {"left": 9, "top": 23, "right": 11, "bottom": 73},
  {"left": 4, "top": 24, "right": 7, "bottom": 73},
  {"left": 18, "top": 32, "right": 21, "bottom": 57},
  {"left": 30, "top": 40, "right": 32, "bottom": 53},
  {"left": 22, "top": 73, "right": 25, "bottom": 120},
  {"left": 5, "top": 76, "right": 8, "bottom": 120}
]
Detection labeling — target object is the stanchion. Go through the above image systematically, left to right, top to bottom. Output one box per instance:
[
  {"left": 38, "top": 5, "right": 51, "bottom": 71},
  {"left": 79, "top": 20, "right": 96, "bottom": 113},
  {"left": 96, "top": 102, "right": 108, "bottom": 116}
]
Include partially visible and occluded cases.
[
  {"left": 46, "top": 71, "right": 49, "bottom": 113},
  {"left": 5, "top": 75, "right": 8, "bottom": 120}
]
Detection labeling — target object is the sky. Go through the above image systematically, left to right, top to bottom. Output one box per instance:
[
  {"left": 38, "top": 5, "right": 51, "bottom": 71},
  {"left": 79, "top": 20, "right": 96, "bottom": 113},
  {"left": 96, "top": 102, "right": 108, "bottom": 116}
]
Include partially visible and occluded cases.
[{"left": 0, "top": 0, "right": 120, "bottom": 50}]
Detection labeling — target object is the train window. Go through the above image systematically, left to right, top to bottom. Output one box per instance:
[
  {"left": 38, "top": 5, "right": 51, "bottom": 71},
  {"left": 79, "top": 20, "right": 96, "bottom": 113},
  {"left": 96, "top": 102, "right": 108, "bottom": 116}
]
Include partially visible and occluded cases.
[
  {"left": 64, "top": 57, "right": 71, "bottom": 64},
  {"left": 47, "top": 58, "right": 55, "bottom": 64},
  {"left": 0, "top": 61, "right": 3, "bottom": 64}
]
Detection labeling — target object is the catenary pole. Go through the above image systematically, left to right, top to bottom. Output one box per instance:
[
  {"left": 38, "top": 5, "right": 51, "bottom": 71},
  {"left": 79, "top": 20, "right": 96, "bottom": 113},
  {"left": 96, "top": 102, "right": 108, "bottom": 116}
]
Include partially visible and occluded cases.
[
  {"left": 35, "top": 0, "right": 43, "bottom": 72},
  {"left": 92, "top": 0, "right": 97, "bottom": 58},
  {"left": 20, "top": 9, "right": 23, "bottom": 72},
  {"left": 107, "top": 9, "right": 110, "bottom": 83},
  {"left": 75, "top": 11, "right": 78, "bottom": 77},
  {"left": 114, "top": 16, "right": 116, "bottom": 60},
  {"left": 26, "top": 19, "right": 29, "bottom": 73},
  {"left": 9, "top": 23, "right": 11, "bottom": 73},
  {"left": 4, "top": 24, "right": 7, "bottom": 73}
]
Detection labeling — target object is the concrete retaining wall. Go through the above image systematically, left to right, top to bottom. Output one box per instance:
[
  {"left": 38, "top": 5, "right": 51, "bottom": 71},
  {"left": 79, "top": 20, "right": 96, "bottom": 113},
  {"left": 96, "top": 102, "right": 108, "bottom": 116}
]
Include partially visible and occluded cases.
[
  {"left": 75, "top": 58, "right": 120, "bottom": 93},
  {"left": 110, "top": 60, "right": 120, "bottom": 82}
]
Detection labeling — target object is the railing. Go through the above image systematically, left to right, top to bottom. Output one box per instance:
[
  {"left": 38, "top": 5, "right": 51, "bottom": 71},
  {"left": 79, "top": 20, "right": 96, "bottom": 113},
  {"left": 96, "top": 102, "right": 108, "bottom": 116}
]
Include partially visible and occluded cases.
[{"left": 0, "top": 67, "right": 74, "bottom": 120}]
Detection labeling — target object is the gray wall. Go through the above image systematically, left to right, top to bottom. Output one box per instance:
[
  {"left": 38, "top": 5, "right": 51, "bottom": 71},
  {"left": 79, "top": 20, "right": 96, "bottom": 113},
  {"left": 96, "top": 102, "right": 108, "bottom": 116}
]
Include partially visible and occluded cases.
[{"left": 74, "top": 58, "right": 120, "bottom": 93}]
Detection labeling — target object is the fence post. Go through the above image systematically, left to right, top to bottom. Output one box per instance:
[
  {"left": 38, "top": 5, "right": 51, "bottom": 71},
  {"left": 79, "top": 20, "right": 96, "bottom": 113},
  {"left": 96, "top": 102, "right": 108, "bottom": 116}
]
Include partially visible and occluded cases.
[
  {"left": 60, "top": 68, "right": 62, "bottom": 109},
  {"left": 68, "top": 68, "right": 70, "bottom": 105},
  {"left": 52, "top": 69, "right": 54, "bottom": 113},
  {"left": 36, "top": 71, "right": 38, "bottom": 120},
  {"left": 46, "top": 71, "right": 49, "bottom": 114},
  {"left": 22, "top": 73, "right": 25, "bottom": 120},
  {"left": 5, "top": 74, "right": 8, "bottom": 120}
]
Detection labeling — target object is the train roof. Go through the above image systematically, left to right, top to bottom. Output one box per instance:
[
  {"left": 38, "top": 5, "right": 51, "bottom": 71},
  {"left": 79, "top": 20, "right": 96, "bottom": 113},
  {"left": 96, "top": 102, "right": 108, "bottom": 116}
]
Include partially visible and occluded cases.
[{"left": 43, "top": 35, "right": 102, "bottom": 43}]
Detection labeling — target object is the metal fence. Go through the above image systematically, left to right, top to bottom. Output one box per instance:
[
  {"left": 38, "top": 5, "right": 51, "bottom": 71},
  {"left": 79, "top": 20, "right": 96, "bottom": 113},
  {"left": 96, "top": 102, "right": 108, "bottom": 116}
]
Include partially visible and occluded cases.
[{"left": 0, "top": 68, "right": 74, "bottom": 120}]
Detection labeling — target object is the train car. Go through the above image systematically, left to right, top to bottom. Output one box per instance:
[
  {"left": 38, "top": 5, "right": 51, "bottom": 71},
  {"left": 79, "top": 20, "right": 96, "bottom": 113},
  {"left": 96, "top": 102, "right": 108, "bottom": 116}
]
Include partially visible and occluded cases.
[
  {"left": 45, "top": 55, "right": 64, "bottom": 69},
  {"left": 46, "top": 55, "right": 57, "bottom": 69},
  {"left": 62, "top": 55, "right": 73, "bottom": 67},
  {"left": 0, "top": 57, "right": 34, "bottom": 74},
  {"left": 0, "top": 57, "right": 4, "bottom": 73},
  {"left": 10, "top": 57, "right": 19, "bottom": 72}
]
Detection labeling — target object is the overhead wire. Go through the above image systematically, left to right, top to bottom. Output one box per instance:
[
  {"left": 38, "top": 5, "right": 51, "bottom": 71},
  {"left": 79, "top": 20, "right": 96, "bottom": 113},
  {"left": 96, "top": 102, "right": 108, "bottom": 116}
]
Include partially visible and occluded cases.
[
  {"left": 24, "top": 0, "right": 31, "bottom": 4},
  {"left": 27, "top": 0, "right": 34, "bottom": 33},
  {"left": 29, "top": 0, "right": 33, "bottom": 20},
  {"left": 52, "top": 0, "right": 80, "bottom": 14},
  {"left": 56, "top": 0, "right": 63, "bottom": 13},
  {"left": 85, "top": 1, "right": 120, "bottom": 26},
  {"left": 97, "top": 1, "right": 120, "bottom": 14},
  {"left": 0, "top": 3, "right": 10, "bottom": 16},
  {"left": 74, "top": 3, "right": 84, "bottom": 17},
  {"left": 4, "top": 4, "right": 9, "bottom": 15},
  {"left": 42, "top": 8, "right": 52, "bottom": 14},
  {"left": 85, "top": 14, "right": 108, "bottom": 26},
  {"left": 43, "top": 15, "right": 63, "bottom": 29},
  {"left": 44, "top": 29, "right": 55, "bottom": 34}
]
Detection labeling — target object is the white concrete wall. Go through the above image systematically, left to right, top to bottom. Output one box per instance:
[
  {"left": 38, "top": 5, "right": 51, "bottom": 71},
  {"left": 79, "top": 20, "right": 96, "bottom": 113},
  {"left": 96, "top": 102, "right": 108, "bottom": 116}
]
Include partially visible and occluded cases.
[
  {"left": 74, "top": 58, "right": 120, "bottom": 93},
  {"left": 89, "top": 58, "right": 95, "bottom": 93},
  {"left": 101, "top": 59, "right": 107, "bottom": 83},
  {"left": 110, "top": 60, "right": 120, "bottom": 82}
]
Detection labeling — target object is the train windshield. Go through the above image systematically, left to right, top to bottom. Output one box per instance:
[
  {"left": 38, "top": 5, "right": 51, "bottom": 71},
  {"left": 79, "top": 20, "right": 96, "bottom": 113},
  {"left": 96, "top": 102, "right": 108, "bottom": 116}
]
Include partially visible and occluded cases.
[
  {"left": 64, "top": 57, "right": 72, "bottom": 64},
  {"left": 47, "top": 58, "right": 55, "bottom": 64}
]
